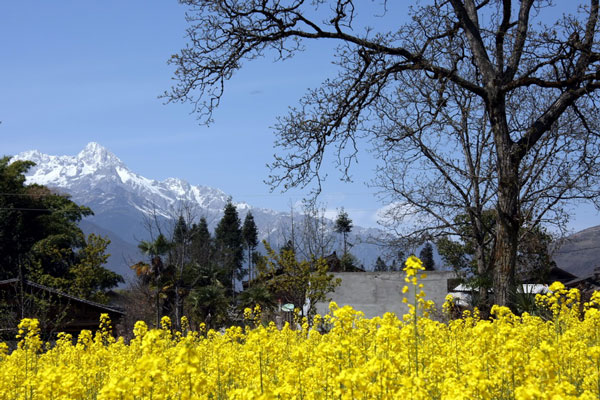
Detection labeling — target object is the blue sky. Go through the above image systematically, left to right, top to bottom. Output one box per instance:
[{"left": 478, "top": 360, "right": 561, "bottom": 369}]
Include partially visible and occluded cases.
[{"left": 1, "top": 1, "right": 599, "bottom": 232}]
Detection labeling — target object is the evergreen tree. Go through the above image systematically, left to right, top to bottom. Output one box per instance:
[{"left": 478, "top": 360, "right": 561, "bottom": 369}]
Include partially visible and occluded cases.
[
  {"left": 214, "top": 201, "right": 244, "bottom": 295},
  {"left": 334, "top": 208, "right": 353, "bottom": 257},
  {"left": 242, "top": 211, "right": 259, "bottom": 281},
  {"left": 170, "top": 215, "right": 194, "bottom": 329},
  {"left": 173, "top": 215, "right": 188, "bottom": 247},
  {"left": 190, "top": 217, "right": 212, "bottom": 266},
  {"left": 280, "top": 240, "right": 294, "bottom": 255},
  {"left": 419, "top": 242, "right": 436, "bottom": 271},
  {"left": 374, "top": 256, "right": 388, "bottom": 272}
]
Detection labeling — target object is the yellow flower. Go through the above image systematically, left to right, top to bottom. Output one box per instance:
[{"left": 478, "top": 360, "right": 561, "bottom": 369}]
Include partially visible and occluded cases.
[{"left": 0, "top": 286, "right": 597, "bottom": 399}]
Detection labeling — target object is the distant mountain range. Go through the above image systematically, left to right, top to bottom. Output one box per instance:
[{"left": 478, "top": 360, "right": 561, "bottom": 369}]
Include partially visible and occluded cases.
[{"left": 12, "top": 143, "right": 386, "bottom": 281}]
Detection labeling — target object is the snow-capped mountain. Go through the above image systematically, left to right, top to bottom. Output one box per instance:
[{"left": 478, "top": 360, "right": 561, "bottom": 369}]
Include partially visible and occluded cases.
[
  {"left": 17, "top": 142, "right": 231, "bottom": 217},
  {"left": 12, "top": 143, "right": 384, "bottom": 280}
]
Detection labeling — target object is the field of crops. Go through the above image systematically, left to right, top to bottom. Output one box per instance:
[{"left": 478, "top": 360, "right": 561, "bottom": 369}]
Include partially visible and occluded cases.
[{"left": 1, "top": 257, "right": 600, "bottom": 399}]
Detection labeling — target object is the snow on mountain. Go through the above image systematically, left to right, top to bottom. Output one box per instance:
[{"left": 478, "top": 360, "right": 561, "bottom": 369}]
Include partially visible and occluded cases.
[
  {"left": 13, "top": 142, "right": 233, "bottom": 221},
  {"left": 12, "top": 143, "right": 385, "bottom": 277}
]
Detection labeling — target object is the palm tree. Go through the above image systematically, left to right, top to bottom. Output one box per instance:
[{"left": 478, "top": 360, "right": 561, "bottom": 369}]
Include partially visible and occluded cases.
[{"left": 135, "top": 234, "right": 172, "bottom": 327}]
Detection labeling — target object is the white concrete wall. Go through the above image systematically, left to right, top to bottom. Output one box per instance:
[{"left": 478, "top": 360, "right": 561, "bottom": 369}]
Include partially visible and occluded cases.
[{"left": 315, "top": 271, "right": 456, "bottom": 319}]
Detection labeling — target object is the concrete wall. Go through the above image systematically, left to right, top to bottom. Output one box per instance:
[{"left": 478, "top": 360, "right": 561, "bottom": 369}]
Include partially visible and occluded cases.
[{"left": 315, "top": 271, "right": 456, "bottom": 319}]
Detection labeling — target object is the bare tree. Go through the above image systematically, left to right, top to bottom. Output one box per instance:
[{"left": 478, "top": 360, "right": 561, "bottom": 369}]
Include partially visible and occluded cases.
[
  {"left": 167, "top": 0, "right": 600, "bottom": 306},
  {"left": 297, "top": 201, "right": 335, "bottom": 260}
]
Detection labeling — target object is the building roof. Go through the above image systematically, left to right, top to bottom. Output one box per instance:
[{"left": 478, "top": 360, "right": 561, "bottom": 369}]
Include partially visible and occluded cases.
[
  {"left": 564, "top": 266, "right": 600, "bottom": 288},
  {"left": 0, "top": 278, "right": 124, "bottom": 315}
]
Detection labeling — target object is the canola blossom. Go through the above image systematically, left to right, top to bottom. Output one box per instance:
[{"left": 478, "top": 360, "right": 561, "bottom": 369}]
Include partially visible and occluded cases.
[{"left": 1, "top": 260, "right": 600, "bottom": 399}]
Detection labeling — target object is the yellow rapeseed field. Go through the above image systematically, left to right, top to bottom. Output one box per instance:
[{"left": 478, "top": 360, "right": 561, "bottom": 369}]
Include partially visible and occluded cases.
[{"left": 1, "top": 256, "right": 600, "bottom": 399}]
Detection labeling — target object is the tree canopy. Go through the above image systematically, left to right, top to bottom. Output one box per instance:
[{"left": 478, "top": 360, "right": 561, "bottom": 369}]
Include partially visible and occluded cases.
[
  {"left": 0, "top": 157, "right": 122, "bottom": 302},
  {"left": 215, "top": 201, "right": 244, "bottom": 294},
  {"left": 334, "top": 208, "right": 353, "bottom": 257},
  {"left": 242, "top": 211, "right": 259, "bottom": 280},
  {"left": 419, "top": 243, "right": 436, "bottom": 272}
]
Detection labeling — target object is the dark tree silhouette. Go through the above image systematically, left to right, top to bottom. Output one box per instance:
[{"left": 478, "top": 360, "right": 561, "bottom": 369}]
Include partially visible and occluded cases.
[
  {"left": 214, "top": 201, "right": 244, "bottom": 295},
  {"left": 334, "top": 208, "right": 353, "bottom": 257},
  {"left": 242, "top": 211, "right": 259, "bottom": 281},
  {"left": 419, "top": 243, "right": 436, "bottom": 271}
]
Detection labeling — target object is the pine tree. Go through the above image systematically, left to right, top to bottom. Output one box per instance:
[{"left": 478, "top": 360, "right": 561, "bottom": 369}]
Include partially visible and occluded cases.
[
  {"left": 214, "top": 201, "right": 244, "bottom": 295},
  {"left": 334, "top": 208, "right": 353, "bottom": 257},
  {"left": 242, "top": 211, "right": 259, "bottom": 281},
  {"left": 170, "top": 215, "right": 192, "bottom": 329},
  {"left": 173, "top": 215, "right": 188, "bottom": 246},
  {"left": 190, "top": 217, "right": 212, "bottom": 267},
  {"left": 419, "top": 242, "right": 436, "bottom": 271},
  {"left": 374, "top": 256, "right": 388, "bottom": 272}
]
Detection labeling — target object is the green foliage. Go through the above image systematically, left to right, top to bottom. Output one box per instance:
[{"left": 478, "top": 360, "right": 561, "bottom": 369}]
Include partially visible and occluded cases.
[
  {"left": 0, "top": 157, "right": 121, "bottom": 298},
  {"left": 0, "top": 157, "right": 122, "bottom": 335},
  {"left": 214, "top": 201, "right": 244, "bottom": 293},
  {"left": 334, "top": 208, "right": 353, "bottom": 257},
  {"left": 334, "top": 209, "right": 352, "bottom": 235},
  {"left": 436, "top": 210, "right": 497, "bottom": 285},
  {"left": 242, "top": 211, "right": 259, "bottom": 280},
  {"left": 437, "top": 211, "right": 556, "bottom": 311},
  {"left": 437, "top": 211, "right": 555, "bottom": 284},
  {"left": 242, "top": 212, "right": 258, "bottom": 249},
  {"left": 172, "top": 215, "right": 188, "bottom": 246},
  {"left": 189, "top": 217, "right": 213, "bottom": 268},
  {"left": 517, "top": 226, "right": 557, "bottom": 283},
  {"left": 66, "top": 234, "right": 123, "bottom": 303},
  {"left": 134, "top": 234, "right": 173, "bottom": 326},
  {"left": 136, "top": 234, "right": 172, "bottom": 283},
  {"left": 436, "top": 236, "right": 472, "bottom": 275},
  {"left": 258, "top": 241, "right": 341, "bottom": 319},
  {"left": 418, "top": 242, "right": 435, "bottom": 271},
  {"left": 339, "top": 252, "right": 362, "bottom": 272},
  {"left": 374, "top": 256, "right": 388, "bottom": 272},
  {"left": 185, "top": 261, "right": 231, "bottom": 329},
  {"left": 237, "top": 283, "right": 276, "bottom": 313},
  {"left": 187, "top": 284, "right": 229, "bottom": 330}
]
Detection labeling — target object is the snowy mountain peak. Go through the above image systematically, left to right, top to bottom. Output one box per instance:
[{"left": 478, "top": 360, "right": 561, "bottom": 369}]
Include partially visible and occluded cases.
[
  {"left": 12, "top": 142, "right": 125, "bottom": 187},
  {"left": 77, "top": 142, "right": 123, "bottom": 168},
  {"left": 12, "top": 143, "right": 237, "bottom": 216}
]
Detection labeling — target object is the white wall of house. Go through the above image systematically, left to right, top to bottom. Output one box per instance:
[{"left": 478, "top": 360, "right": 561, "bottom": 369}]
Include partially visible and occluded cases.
[{"left": 315, "top": 271, "right": 456, "bottom": 319}]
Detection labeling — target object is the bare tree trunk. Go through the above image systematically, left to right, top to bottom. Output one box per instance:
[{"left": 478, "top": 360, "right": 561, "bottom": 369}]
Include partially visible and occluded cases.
[
  {"left": 489, "top": 98, "right": 521, "bottom": 307},
  {"left": 492, "top": 119, "right": 520, "bottom": 307},
  {"left": 493, "top": 181, "right": 519, "bottom": 307}
]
